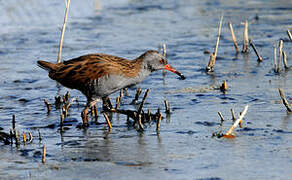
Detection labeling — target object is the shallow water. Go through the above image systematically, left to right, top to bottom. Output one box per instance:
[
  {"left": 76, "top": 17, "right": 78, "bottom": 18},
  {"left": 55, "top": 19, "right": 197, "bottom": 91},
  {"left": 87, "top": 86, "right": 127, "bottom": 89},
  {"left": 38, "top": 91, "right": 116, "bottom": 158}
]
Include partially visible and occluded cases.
[{"left": 1, "top": 0, "right": 292, "bottom": 179}]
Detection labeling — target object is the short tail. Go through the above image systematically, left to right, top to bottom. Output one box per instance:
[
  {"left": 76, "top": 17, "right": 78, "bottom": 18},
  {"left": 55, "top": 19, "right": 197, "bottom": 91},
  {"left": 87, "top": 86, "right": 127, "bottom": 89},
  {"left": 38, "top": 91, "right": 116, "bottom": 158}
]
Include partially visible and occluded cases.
[{"left": 37, "top": 60, "right": 57, "bottom": 72}]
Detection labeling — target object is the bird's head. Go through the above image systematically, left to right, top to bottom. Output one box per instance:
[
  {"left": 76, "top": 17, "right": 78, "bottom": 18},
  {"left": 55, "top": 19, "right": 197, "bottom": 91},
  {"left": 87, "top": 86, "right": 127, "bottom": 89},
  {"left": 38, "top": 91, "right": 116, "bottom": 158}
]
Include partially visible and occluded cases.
[{"left": 140, "top": 50, "right": 185, "bottom": 79}]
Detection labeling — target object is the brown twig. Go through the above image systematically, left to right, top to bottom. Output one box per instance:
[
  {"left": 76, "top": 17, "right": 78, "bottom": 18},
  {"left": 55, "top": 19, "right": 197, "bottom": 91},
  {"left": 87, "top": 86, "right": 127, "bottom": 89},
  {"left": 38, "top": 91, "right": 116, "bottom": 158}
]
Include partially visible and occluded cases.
[
  {"left": 57, "top": 0, "right": 71, "bottom": 63},
  {"left": 206, "top": 16, "right": 223, "bottom": 72},
  {"left": 242, "top": 20, "right": 249, "bottom": 53},
  {"left": 228, "top": 21, "right": 239, "bottom": 53},
  {"left": 287, "top": 29, "right": 292, "bottom": 41},
  {"left": 249, "top": 39, "right": 263, "bottom": 62},
  {"left": 276, "top": 40, "right": 283, "bottom": 72},
  {"left": 274, "top": 45, "right": 277, "bottom": 71},
  {"left": 282, "top": 51, "right": 289, "bottom": 69},
  {"left": 220, "top": 80, "right": 228, "bottom": 93},
  {"left": 132, "top": 88, "right": 142, "bottom": 103},
  {"left": 278, "top": 88, "right": 292, "bottom": 112},
  {"left": 120, "top": 89, "right": 124, "bottom": 99},
  {"left": 138, "top": 89, "right": 150, "bottom": 114},
  {"left": 115, "top": 97, "right": 120, "bottom": 110},
  {"left": 44, "top": 99, "right": 51, "bottom": 113},
  {"left": 164, "top": 100, "right": 170, "bottom": 114},
  {"left": 231, "top": 108, "right": 236, "bottom": 123},
  {"left": 147, "top": 109, "right": 152, "bottom": 122},
  {"left": 218, "top": 112, "right": 225, "bottom": 126},
  {"left": 103, "top": 113, "right": 112, "bottom": 129},
  {"left": 156, "top": 113, "right": 162, "bottom": 132},
  {"left": 12, "top": 114, "right": 16, "bottom": 130},
  {"left": 137, "top": 114, "right": 144, "bottom": 131},
  {"left": 38, "top": 129, "right": 42, "bottom": 142},
  {"left": 14, "top": 130, "right": 20, "bottom": 146},
  {"left": 22, "top": 132, "right": 27, "bottom": 144},
  {"left": 28, "top": 132, "right": 33, "bottom": 143},
  {"left": 42, "top": 145, "right": 46, "bottom": 164}
]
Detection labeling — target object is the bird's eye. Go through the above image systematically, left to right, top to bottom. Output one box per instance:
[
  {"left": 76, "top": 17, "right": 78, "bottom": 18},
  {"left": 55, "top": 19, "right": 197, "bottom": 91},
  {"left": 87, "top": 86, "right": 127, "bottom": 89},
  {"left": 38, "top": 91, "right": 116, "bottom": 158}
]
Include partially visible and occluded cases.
[{"left": 159, "top": 58, "right": 167, "bottom": 64}]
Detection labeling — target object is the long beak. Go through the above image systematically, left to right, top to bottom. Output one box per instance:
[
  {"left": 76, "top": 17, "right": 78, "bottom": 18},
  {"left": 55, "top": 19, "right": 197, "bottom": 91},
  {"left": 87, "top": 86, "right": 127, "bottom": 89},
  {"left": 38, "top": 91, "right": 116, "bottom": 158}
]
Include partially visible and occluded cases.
[{"left": 164, "top": 64, "right": 186, "bottom": 80}]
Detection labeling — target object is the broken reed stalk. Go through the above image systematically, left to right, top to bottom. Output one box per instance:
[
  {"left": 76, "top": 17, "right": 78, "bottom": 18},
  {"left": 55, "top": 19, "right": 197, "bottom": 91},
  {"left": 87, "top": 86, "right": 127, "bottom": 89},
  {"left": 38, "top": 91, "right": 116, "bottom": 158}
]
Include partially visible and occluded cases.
[
  {"left": 57, "top": 0, "right": 71, "bottom": 63},
  {"left": 206, "top": 16, "right": 223, "bottom": 72},
  {"left": 242, "top": 20, "right": 249, "bottom": 53},
  {"left": 228, "top": 21, "right": 239, "bottom": 53},
  {"left": 287, "top": 29, "right": 292, "bottom": 41},
  {"left": 249, "top": 39, "right": 263, "bottom": 62},
  {"left": 276, "top": 40, "right": 283, "bottom": 72},
  {"left": 274, "top": 45, "right": 277, "bottom": 70},
  {"left": 282, "top": 51, "right": 288, "bottom": 69},
  {"left": 220, "top": 80, "right": 228, "bottom": 93},
  {"left": 124, "top": 88, "right": 128, "bottom": 96},
  {"left": 133, "top": 88, "right": 142, "bottom": 103},
  {"left": 278, "top": 88, "right": 292, "bottom": 112},
  {"left": 120, "top": 89, "right": 123, "bottom": 99},
  {"left": 138, "top": 89, "right": 150, "bottom": 114},
  {"left": 115, "top": 97, "right": 120, "bottom": 110},
  {"left": 44, "top": 99, "right": 51, "bottom": 113},
  {"left": 164, "top": 100, "right": 170, "bottom": 114},
  {"left": 225, "top": 105, "right": 249, "bottom": 136},
  {"left": 231, "top": 108, "right": 236, "bottom": 122},
  {"left": 147, "top": 109, "right": 152, "bottom": 122},
  {"left": 218, "top": 112, "right": 225, "bottom": 126},
  {"left": 103, "top": 113, "right": 112, "bottom": 129},
  {"left": 156, "top": 113, "right": 162, "bottom": 132},
  {"left": 12, "top": 114, "right": 15, "bottom": 130},
  {"left": 137, "top": 114, "right": 144, "bottom": 131},
  {"left": 38, "top": 129, "right": 42, "bottom": 142},
  {"left": 14, "top": 130, "right": 20, "bottom": 145},
  {"left": 22, "top": 132, "right": 26, "bottom": 144},
  {"left": 28, "top": 132, "right": 33, "bottom": 143},
  {"left": 42, "top": 145, "right": 46, "bottom": 164}
]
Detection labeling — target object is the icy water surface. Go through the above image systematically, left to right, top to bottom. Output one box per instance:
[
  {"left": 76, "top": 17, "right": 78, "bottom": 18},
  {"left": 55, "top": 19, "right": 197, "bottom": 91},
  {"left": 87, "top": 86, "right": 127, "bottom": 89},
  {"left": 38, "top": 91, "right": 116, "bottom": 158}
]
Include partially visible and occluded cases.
[{"left": 1, "top": 0, "right": 292, "bottom": 179}]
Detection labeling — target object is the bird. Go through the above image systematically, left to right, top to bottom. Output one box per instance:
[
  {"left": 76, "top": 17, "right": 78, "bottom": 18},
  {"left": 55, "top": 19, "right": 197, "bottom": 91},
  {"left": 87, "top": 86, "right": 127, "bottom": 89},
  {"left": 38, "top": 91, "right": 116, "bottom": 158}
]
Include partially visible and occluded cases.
[{"left": 37, "top": 50, "right": 185, "bottom": 126}]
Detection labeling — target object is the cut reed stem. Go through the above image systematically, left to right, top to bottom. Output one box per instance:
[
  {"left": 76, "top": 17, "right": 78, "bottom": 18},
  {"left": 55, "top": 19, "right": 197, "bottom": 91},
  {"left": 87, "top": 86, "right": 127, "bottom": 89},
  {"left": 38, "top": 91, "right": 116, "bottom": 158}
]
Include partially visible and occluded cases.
[
  {"left": 57, "top": 0, "right": 71, "bottom": 63},
  {"left": 206, "top": 16, "right": 223, "bottom": 72},
  {"left": 242, "top": 20, "right": 249, "bottom": 53},
  {"left": 228, "top": 21, "right": 239, "bottom": 53},
  {"left": 287, "top": 29, "right": 292, "bottom": 41},
  {"left": 249, "top": 39, "right": 263, "bottom": 62},
  {"left": 276, "top": 40, "right": 283, "bottom": 72},
  {"left": 282, "top": 51, "right": 288, "bottom": 69},
  {"left": 220, "top": 80, "right": 228, "bottom": 93},
  {"left": 278, "top": 88, "right": 292, "bottom": 112},
  {"left": 138, "top": 89, "right": 150, "bottom": 114},
  {"left": 115, "top": 97, "right": 120, "bottom": 110},
  {"left": 44, "top": 99, "right": 51, "bottom": 113},
  {"left": 164, "top": 100, "right": 170, "bottom": 114},
  {"left": 231, "top": 108, "right": 236, "bottom": 123},
  {"left": 218, "top": 112, "right": 225, "bottom": 126},
  {"left": 103, "top": 113, "right": 112, "bottom": 129},
  {"left": 156, "top": 113, "right": 162, "bottom": 132},
  {"left": 12, "top": 114, "right": 16, "bottom": 130},
  {"left": 137, "top": 114, "right": 144, "bottom": 131},
  {"left": 22, "top": 132, "right": 27, "bottom": 144},
  {"left": 28, "top": 132, "right": 33, "bottom": 143},
  {"left": 42, "top": 144, "right": 46, "bottom": 164}
]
